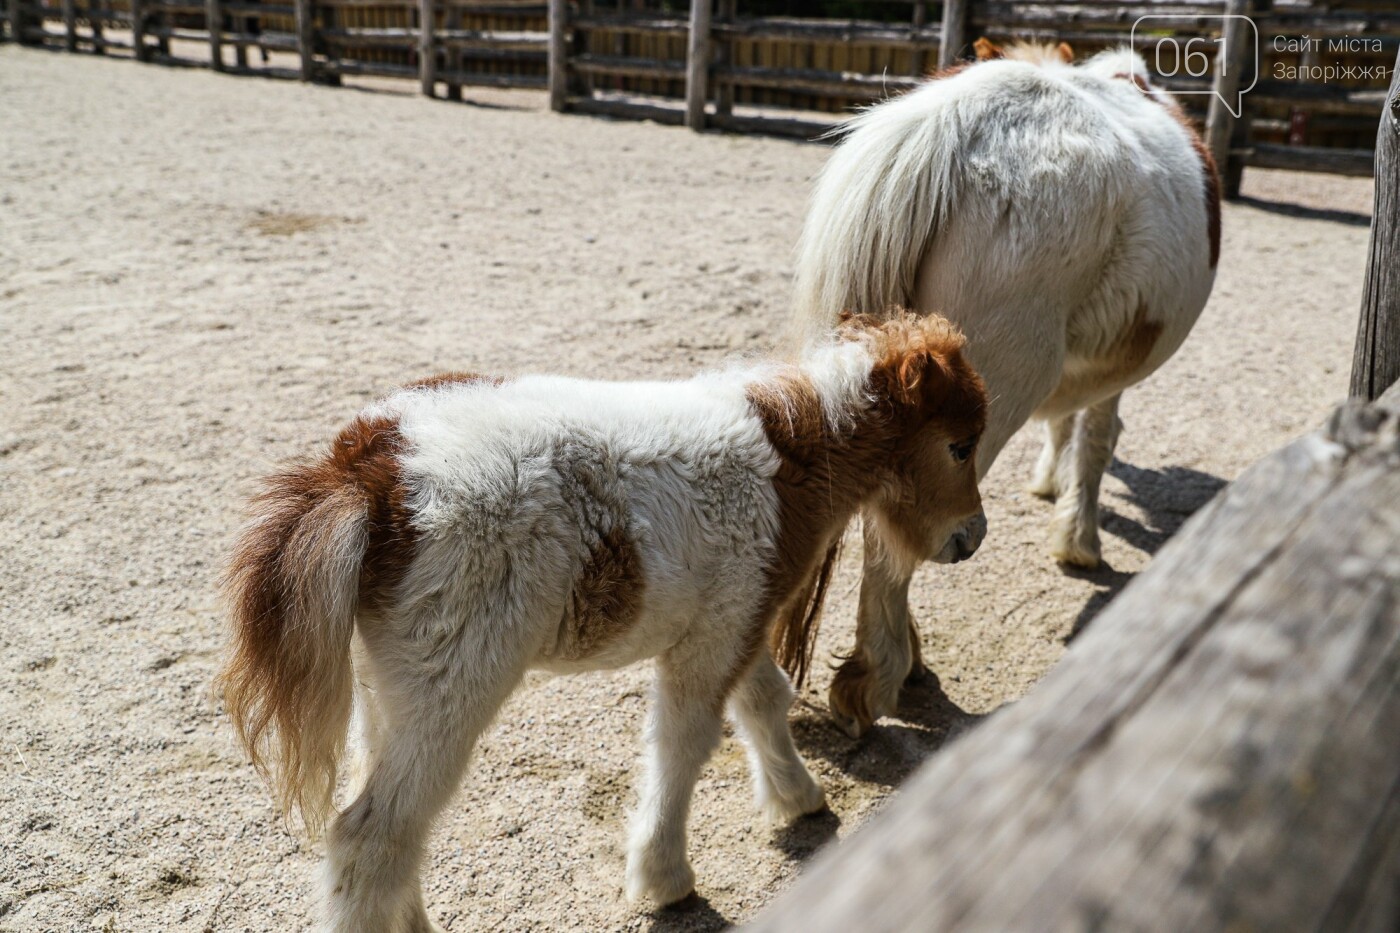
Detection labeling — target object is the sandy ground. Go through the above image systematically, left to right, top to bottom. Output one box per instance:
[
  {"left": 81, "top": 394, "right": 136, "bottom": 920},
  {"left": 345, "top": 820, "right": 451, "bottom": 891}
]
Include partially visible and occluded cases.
[{"left": 0, "top": 45, "right": 1378, "bottom": 932}]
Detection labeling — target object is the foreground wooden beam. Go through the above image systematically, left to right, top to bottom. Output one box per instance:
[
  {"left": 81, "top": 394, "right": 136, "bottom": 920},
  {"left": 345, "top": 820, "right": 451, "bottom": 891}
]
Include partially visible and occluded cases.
[
  {"left": 1351, "top": 47, "right": 1400, "bottom": 401},
  {"left": 749, "top": 384, "right": 1400, "bottom": 932}
]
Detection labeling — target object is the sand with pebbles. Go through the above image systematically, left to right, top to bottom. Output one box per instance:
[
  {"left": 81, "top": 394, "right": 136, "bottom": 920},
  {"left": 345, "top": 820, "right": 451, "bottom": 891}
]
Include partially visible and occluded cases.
[{"left": 0, "top": 45, "right": 1377, "bottom": 931}]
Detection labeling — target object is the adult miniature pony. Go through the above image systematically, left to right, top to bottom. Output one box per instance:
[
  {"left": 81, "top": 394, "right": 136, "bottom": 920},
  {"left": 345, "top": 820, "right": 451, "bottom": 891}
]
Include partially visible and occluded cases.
[
  {"left": 790, "top": 41, "right": 1220, "bottom": 737},
  {"left": 218, "top": 313, "right": 986, "bottom": 931}
]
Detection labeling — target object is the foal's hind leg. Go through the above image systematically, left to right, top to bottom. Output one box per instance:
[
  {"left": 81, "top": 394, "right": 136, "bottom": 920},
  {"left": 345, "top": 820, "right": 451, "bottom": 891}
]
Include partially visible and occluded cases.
[
  {"left": 1048, "top": 393, "right": 1123, "bottom": 568},
  {"left": 1027, "top": 414, "right": 1075, "bottom": 500},
  {"left": 325, "top": 619, "right": 531, "bottom": 933},
  {"left": 729, "top": 651, "right": 825, "bottom": 824}
]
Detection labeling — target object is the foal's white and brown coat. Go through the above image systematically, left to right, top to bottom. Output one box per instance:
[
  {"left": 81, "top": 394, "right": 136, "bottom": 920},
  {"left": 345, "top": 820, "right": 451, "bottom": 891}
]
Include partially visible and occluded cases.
[{"left": 219, "top": 314, "right": 986, "bottom": 932}]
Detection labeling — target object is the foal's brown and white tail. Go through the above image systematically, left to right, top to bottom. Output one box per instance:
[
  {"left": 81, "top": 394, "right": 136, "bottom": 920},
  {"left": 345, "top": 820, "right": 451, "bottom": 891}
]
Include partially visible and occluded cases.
[{"left": 217, "top": 464, "right": 369, "bottom": 835}]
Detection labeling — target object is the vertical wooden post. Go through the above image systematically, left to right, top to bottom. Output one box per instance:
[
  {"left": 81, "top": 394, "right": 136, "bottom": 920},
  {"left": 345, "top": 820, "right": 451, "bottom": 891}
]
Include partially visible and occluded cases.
[
  {"left": 5, "top": 0, "right": 18, "bottom": 43},
  {"left": 62, "top": 0, "right": 76, "bottom": 51},
  {"left": 91, "top": 0, "right": 105, "bottom": 54},
  {"left": 130, "top": 0, "right": 145, "bottom": 59},
  {"left": 206, "top": 0, "right": 223, "bottom": 70},
  {"left": 294, "top": 0, "right": 313, "bottom": 80},
  {"left": 418, "top": 0, "right": 434, "bottom": 97},
  {"left": 444, "top": 0, "right": 462, "bottom": 101},
  {"left": 547, "top": 0, "right": 568, "bottom": 112},
  {"left": 684, "top": 0, "right": 712, "bottom": 130},
  {"left": 715, "top": 0, "right": 734, "bottom": 117},
  {"left": 937, "top": 0, "right": 965, "bottom": 69},
  {"left": 1205, "top": 0, "right": 1251, "bottom": 193},
  {"left": 911, "top": 1, "right": 928, "bottom": 75},
  {"left": 233, "top": 7, "right": 247, "bottom": 67},
  {"left": 1349, "top": 48, "right": 1400, "bottom": 401}
]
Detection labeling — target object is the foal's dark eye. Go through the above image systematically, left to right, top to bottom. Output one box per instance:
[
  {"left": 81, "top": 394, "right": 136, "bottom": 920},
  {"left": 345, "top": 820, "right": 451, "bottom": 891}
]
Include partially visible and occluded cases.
[{"left": 950, "top": 440, "right": 976, "bottom": 463}]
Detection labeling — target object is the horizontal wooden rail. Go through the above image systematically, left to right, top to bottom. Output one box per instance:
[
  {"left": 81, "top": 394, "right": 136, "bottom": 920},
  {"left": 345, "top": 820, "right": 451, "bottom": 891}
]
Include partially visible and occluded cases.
[
  {"left": 6, "top": 0, "right": 1394, "bottom": 181},
  {"left": 1234, "top": 142, "right": 1375, "bottom": 178},
  {"left": 748, "top": 381, "right": 1400, "bottom": 932}
]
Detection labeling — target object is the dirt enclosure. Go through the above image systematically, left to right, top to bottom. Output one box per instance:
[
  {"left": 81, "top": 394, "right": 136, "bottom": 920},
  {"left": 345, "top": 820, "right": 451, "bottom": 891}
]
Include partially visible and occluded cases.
[{"left": 0, "top": 46, "right": 1378, "bottom": 931}]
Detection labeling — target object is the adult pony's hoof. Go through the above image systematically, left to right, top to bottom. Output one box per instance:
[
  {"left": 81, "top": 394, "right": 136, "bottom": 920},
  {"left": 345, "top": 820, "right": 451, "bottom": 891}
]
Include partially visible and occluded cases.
[
  {"left": 1050, "top": 523, "right": 1102, "bottom": 569},
  {"left": 828, "top": 655, "right": 895, "bottom": 739}
]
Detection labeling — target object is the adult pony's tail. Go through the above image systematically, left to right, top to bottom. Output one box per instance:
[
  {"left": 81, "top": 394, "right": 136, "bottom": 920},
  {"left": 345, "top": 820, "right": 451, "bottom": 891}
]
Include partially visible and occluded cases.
[
  {"left": 790, "top": 79, "right": 963, "bottom": 345},
  {"left": 216, "top": 464, "right": 369, "bottom": 836},
  {"left": 771, "top": 536, "right": 843, "bottom": 688}
]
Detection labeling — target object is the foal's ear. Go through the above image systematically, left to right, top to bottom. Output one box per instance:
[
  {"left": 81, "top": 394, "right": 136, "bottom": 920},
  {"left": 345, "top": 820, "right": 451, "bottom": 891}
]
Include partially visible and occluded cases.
[
  {"left": 974, "top": 37, "right": 1004, "bottom": 61},
  {"left": 1056, "top": 41, "right": 1074, "bottom": 63}
]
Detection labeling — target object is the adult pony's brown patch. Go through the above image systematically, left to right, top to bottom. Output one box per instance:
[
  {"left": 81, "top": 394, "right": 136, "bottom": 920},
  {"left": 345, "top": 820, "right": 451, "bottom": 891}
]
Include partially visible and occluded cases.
[
  {"left": 1148, "top": 100, "right": 1222, "bottom": 268},
  {"left": 1044, "top": 302, "right": 1164, "bottom": 415},
  {"left": 557, "top": 526, "right": 645, "bottom": 661}
]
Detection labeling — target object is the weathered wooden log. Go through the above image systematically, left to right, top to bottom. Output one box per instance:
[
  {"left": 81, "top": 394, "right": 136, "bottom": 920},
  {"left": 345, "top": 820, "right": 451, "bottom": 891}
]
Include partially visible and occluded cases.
[
  {"left": 546, "top": 0, "right": 567, "bottom": 111},
  {"left": 684, "top": 0, "right": 712, "bottom": 130},
  {"left": 938, "top": 0, "right": 966, "bottom": 68},
  {"left": 1351, "top": 47, "right": 1400, "bottom": 402},
  {"left": 748, "top": 383, "right": 1400, "bottom": 932}
]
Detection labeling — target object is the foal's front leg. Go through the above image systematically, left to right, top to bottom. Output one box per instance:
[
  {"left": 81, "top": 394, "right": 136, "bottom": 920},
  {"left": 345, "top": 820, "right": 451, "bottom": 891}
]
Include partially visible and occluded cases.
[{"left": 625, "top": 646, "right": 730, "bottom": 905}]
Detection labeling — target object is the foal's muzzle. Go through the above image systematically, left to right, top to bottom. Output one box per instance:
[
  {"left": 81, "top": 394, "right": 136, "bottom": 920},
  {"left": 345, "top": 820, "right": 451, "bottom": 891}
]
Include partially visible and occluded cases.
[{"left": 948, "top": 511, "right": 987, "bottom": 563}]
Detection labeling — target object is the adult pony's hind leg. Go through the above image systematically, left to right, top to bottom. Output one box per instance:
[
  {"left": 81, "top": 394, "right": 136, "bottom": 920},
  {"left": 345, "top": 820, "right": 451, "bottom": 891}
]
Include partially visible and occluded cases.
[
  {"left": 1048, "top": 393, "right": 1123, "bottom": 568},
  {"left": 1027, "top": 414, "right": 1075, "bottom": 500},
  {"left": 829, "top": 520, "right": 916, "bottom": 739},
  {"left": 324, "top": 614, "right": 532, "bottom": 933},
  {"left": 728, "top": 651, "right": 825, "bottom": 823}
]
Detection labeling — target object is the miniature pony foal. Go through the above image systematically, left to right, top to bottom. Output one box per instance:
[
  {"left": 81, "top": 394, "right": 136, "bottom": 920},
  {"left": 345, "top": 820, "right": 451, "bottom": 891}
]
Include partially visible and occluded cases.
[{"left": 218, "top": 313, "right": 987, "bottom": 931}]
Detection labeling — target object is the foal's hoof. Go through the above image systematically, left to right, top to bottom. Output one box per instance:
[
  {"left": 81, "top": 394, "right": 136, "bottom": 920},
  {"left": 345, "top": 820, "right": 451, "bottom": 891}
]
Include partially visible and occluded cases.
[{"left": 828, "top": 659, "right": 889, "bottom": 739}]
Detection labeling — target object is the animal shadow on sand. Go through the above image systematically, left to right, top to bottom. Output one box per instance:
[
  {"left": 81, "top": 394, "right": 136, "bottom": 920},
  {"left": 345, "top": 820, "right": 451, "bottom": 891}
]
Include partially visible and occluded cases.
[
  {"left": 1234, "top": 195, "right": 1371, "bottom": 228},
  {"left": 1063, "top": 458, "right": 1228, "bottom": 642},
  {"left": 791, "top": 669, "right": 987, "bottom": 791},
  {"left": 645, "top": 892, "right": 736, "bottom": 933}
]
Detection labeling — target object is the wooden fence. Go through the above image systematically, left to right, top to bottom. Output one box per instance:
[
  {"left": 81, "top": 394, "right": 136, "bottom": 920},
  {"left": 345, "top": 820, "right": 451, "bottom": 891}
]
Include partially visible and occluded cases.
[
  {"left": 2, "top": 1, "right": 1394, "bottom": 185},
  {"left": 745, "top": 50, "right": 1400, "bottom": 931}
]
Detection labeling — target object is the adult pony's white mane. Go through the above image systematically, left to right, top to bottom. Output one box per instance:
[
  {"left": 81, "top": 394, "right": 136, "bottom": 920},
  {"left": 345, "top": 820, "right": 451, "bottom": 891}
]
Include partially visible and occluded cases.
[{"left": 792, "top": 43, "right": 1198, "bottom": 342}]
